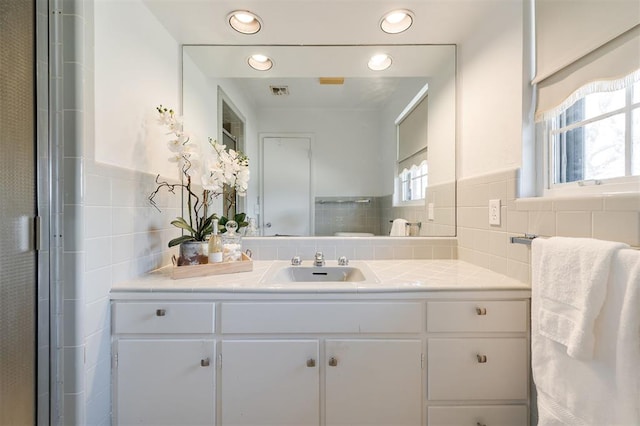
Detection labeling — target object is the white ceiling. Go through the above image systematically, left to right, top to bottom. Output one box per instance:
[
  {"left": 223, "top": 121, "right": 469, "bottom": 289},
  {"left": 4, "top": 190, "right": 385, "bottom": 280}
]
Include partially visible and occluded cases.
[
  {"left": 142, "top": 0, "right": 503, "bottom": 46},
  {"left": 143, "top": 0, "right": 498, "bottom": 108}
]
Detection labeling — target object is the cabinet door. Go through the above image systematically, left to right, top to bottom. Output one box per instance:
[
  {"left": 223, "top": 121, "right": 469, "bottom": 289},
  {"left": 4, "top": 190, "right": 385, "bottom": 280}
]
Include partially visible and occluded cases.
[
  {"left": 115, "top": 339, "right": 215, "bottom": 425},
  {"left": 221, "top": 339, "right": 319, "bottom": 426},
  {"left": 325, "top": 339, "right": 423, "bottom": 426}
]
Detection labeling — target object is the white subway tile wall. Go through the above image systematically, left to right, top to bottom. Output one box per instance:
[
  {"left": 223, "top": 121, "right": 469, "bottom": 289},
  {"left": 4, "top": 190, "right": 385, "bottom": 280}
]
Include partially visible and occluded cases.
[
  {"left": 58, "top": 1, "right": 182, "bottom": 423},
  {"left": 457, "top": 168, "right": 640, "bottom": 284}
]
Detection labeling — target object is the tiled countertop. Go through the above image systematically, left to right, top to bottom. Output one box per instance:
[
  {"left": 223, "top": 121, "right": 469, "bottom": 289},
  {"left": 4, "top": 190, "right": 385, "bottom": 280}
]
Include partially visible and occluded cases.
[{"left": 111, "top": 259, "right": 531, "bottom": 296}]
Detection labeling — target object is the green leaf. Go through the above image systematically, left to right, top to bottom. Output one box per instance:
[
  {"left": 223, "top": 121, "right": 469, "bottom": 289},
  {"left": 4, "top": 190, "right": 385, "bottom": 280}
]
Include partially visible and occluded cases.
[
  {"left": 197, "top": 213, "right": 217, "bottom": 239},
  {"left": 219, "top": 213, "right": 248, "bottom": 233},
  {"left": 170, "top": 217, "right": 196, "bottom": 235},
  {"left": 168, "top": 235, "right": 195, "bottom": 247}
]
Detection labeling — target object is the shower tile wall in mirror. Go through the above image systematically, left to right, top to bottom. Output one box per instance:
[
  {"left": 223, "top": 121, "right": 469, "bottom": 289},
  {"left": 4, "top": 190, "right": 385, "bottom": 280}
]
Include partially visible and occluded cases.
[{"left": 182, "top": 45, "right": 456, "bottom": 237}]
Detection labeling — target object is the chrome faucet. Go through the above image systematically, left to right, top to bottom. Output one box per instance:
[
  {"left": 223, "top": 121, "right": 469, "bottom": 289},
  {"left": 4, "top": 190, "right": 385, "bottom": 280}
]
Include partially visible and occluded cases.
[
  {"left": 314, "top": 251, "right": 325, "bottom": 267},
  {"left": 338, "top": 256, "right": 349, "bottom": 266}
]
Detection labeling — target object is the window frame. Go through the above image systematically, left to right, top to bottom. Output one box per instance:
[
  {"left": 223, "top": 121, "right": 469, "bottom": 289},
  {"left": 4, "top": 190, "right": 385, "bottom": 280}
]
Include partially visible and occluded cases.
[
  {"left": 542, "top": 78, "right": 640, "bottom": 197},
  {"left": 398, "top": 161, "right": 428, "bottom": 204}
]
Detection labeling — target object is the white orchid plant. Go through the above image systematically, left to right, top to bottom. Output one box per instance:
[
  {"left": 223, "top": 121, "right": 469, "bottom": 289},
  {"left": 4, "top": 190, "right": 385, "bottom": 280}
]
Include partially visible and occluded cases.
[{"left": 149, "top": 105, "right": 250, "bottom": 247}]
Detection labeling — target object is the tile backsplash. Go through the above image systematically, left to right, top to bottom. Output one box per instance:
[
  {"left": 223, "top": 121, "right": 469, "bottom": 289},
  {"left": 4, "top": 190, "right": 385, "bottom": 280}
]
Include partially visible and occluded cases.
[
  {"left": 457, "top": 168, "right": 640, "bottom": 284},
  {"left": 313, "top": 183, "right": 456, "bottom": 238},
  {"left": 314, "top": 196, "right": 383, "bottom": 236},
  {"left": 244, "top": 236, "right": 458, "bottom": 261}
]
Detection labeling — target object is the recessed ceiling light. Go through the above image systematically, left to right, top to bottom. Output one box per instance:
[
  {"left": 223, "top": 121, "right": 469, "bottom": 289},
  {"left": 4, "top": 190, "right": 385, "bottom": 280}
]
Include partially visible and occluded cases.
[
  {"left": 380, "top": 9, "right": 414, "bottom": 34},
  {"left": 227, "top": 10, "right": 262, "bottom": 34},
  {"left": 248, "top": 54, "right": 273, "bottom": 71},
  {"left": 368, "top": 54, "right": 392, "bottom": 71}
]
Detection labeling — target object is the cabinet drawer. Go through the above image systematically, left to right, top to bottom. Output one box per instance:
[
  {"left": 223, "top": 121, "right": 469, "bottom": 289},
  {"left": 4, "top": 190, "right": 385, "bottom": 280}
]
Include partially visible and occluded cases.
[
  {"left": 426, "top": 300, "right": 527, "bottom": 332},
  {"left": 113, "top": 302, "right": 215, "bottom": 334},
  {"left": 221, "top": 302, "right": 423, "bottom": 333},
  {"left": 428, "top": 338, "right": 528, "bottom": 400},
  {"left": 428, "top": 405, "right": 528, "bottom": 426}
]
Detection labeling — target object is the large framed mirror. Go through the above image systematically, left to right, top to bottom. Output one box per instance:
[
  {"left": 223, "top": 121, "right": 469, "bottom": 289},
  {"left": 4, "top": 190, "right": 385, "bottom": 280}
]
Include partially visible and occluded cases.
[{"left": 183, "top": 44, "right": 456, "bottom": 237}]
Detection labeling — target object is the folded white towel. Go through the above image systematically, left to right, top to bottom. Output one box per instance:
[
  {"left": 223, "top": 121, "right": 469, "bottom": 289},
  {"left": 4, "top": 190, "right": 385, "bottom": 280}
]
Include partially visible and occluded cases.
[
  {"left": 389, "top": 218, "right": 408, "bottom": 236},
  {"left": 532, "top": 236, "right": 628, "bottom": 359},
  {"left": 532, "top": 247, "right": 640, "bottom": 426},
  {"left": 614, "top": 250, "right": 640, "bottom": 424}
]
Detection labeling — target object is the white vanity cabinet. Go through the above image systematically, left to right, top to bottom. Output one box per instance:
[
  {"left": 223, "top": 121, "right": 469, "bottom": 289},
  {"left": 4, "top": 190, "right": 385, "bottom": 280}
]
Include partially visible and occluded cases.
[
  {"left": 111, "top": 290, "right": 530, "bottom": 426},
  {"left": 425, "top": 300, "right": 530, "bottom": 426},
  {"left": 111, "top": 302, "right": 216, "bottom": 426}
]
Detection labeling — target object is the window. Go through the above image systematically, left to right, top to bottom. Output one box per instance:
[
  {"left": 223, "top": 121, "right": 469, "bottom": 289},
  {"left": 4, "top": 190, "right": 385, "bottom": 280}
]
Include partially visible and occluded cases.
[
  {"left": 545, "top": 74, "right": 640, "bottom": 190},
  {"left": 396, "top": 83, "right": 429, "bottom": 203},
  {"left": 400, "top": 162, "right": 428, "bottom": 202}
]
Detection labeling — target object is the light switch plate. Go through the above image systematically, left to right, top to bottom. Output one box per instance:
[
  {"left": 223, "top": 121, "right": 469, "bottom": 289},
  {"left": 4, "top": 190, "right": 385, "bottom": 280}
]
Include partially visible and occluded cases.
[
  {"left": 489, "top": 199, "right": 501, "bottom": 225},
  {"left": 428, "top": 203, "right": 435, "bottom": 220}
]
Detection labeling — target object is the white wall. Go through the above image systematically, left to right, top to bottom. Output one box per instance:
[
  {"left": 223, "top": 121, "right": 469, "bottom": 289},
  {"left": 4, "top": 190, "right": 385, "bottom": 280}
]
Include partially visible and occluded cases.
[
  {"left": 94, "top": 0, "right": 180, "bottom": 178},
  {"left": 457, "top": 0, "right": 524, "bottom": 180},
  {"left": 74, "top": 1, "right": 185, "bottom": 424},
  {"left": 182, "top": 52, "right": 218, "bottom": 155},
  {"left": 182, "top": 54, "right": 261, "bottom": 219},
  {"left": 427, "top": 56, "right": 457, "bottom": 186},
  {"left": 256, "top": 107, "right": 385, "bottom": 197}
]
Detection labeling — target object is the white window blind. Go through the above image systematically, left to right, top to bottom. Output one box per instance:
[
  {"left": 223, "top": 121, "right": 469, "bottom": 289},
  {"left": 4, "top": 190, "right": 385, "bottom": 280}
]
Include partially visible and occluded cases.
[
  {"left": 534, "top": 0, "right": 640, "bottom": 84},
  {"left": 535, "top": 24, "right": 640, "bottom": 122},
  {"left": 397, "top": 95, "right": 428, "bottom": 171}
]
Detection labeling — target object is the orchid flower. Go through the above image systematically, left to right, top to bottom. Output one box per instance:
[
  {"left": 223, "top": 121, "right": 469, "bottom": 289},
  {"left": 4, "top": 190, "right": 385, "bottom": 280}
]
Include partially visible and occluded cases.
[{"left": 149, "top": 105, "right": 251, "bottom": 246}]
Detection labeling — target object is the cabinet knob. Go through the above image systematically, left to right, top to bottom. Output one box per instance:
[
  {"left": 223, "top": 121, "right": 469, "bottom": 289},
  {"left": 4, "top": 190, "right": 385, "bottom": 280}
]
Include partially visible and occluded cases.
[
  {"left": 475, "top": 307, "right": 487, "bottom": 315},
  {"left": 156, "top": 309, "right": 166, "bottom": 317},
  {"left": 476, "top": 354, "right": 488, "bottom": 363},
  {"left": 328, "top": 357, "right": 338, "bottom": 367},
  {"left": 200, "top": 358, "right": 210, "bottom": 367},
  {"left": 306, "top": 358, "right": 316, "bottom": 367}
]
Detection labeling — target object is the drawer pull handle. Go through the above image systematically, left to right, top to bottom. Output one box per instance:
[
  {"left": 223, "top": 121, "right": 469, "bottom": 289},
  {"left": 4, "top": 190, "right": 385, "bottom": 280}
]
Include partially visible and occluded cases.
[
  {"left": 475, "top": 307, "right": 487, "bottom": 315},
  {"left": 156, "top": 309, "right": 166, "bottom": 317},
  {"left": 476, "top": 354, "right": 487, "bottom": 363},
  {"left": 328, "top": 357, "right": 338, "bottom": 367},
  {"left": 200, "top": 358, "right": 210, "bottom": 367},
  {"left": 306, "top": 358, "right": 316, "bottom": 367},
  {"left": 477, "top": 423, "right": 487, "bottom": 426}
]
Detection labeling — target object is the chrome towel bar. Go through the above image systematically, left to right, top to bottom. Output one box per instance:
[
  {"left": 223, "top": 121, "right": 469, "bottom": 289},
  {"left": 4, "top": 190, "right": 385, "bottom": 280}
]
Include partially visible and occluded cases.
[
  {"left": 316, "top": 198, "right": 371, "bottom": 204},
  {"left": 388, "top": 220, "right": 422, "bottom": 228},
  {"left": 510, "top": 233, "right": 539, "bottom": 246},
  {"left": 510, "top": 233, "right": 639, "bottom": 250}
]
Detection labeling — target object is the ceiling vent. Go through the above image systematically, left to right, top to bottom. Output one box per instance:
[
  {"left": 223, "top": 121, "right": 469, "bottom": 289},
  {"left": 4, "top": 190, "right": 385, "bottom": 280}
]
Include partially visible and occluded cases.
[
  {"left": 319, "top": 77, "right": 345, "bottom": 85},
  {"left": 269, "top": 85, "right": 289, "bottom": 96}
]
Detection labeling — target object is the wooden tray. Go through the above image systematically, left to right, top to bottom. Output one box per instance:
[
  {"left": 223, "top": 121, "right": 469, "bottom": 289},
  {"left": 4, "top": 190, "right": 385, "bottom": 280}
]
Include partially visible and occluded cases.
[{"left": 171, "top": 252, "right": 253, "bottom": 280}]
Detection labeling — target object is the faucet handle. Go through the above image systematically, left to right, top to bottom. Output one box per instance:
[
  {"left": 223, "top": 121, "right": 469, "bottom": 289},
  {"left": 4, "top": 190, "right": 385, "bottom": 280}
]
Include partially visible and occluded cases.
[
  {"left": 291, "top": 255, "right": 302, "bottom": 266},
  {"left": 338, "top": 256, "right": 349, "bottom": 266}
]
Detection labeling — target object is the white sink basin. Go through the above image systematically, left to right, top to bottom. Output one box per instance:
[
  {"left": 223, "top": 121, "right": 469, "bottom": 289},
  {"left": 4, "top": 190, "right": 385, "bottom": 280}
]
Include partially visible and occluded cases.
[{"left": 261, "top": 261, "right": 380, "bottom": 284}]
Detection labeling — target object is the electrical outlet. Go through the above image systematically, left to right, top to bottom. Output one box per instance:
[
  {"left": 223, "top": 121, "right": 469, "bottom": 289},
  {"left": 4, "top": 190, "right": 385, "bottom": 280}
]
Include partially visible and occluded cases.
[
  {"left": 489, "top": 199, "right": 501, "bottom": 225},
  {"left": 427, "top": 203, "right": 435, "bottom": 220}
]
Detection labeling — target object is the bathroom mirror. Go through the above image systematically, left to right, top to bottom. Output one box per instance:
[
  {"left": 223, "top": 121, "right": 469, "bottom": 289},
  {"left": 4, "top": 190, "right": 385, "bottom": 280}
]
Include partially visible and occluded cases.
[{"left": 183, "top": 44, "right": 456, "bottom": 237}]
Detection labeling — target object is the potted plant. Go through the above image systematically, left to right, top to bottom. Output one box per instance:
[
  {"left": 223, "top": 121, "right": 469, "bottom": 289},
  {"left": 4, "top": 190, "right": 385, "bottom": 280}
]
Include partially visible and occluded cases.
[{"left": 149, "top": 105, "right": 250, "bottom": 265}]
